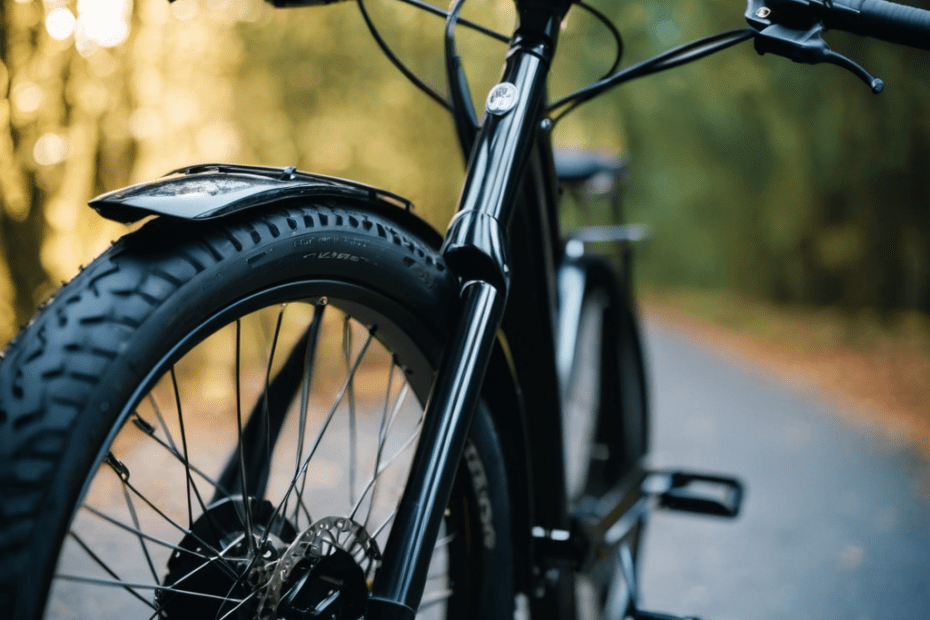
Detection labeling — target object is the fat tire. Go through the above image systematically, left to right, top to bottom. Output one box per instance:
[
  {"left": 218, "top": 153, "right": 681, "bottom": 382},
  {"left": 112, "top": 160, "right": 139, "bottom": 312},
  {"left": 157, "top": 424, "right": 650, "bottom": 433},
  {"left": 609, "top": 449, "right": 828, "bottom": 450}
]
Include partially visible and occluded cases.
[{"left": 0, "top": 200, "right": 513, "bottom": 620}]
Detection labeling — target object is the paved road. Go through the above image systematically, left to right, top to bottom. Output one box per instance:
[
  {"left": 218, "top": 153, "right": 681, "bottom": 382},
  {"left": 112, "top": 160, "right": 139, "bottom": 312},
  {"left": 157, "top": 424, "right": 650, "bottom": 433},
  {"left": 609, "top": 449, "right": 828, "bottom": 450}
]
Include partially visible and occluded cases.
[{"left": 638, "top": 322, "right": 930, "bottom": 620}]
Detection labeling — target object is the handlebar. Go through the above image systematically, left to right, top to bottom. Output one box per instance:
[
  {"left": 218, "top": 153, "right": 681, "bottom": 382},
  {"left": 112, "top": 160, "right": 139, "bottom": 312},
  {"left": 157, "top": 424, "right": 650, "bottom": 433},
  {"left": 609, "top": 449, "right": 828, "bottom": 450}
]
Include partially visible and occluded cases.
[
  {"left": 746, "top": 0, "right": 930, "bottom": 92},
  {"left": 747, "top": 0, "right": 930, "bottom": 51},
  {"left": 827, "top": 0, "right": 930, "bottom": 51}
]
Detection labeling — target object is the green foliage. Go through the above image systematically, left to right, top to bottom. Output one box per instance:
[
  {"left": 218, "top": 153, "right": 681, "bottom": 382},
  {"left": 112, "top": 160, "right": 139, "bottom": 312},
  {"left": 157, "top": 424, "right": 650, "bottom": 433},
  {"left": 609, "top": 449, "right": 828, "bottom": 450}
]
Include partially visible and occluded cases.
[{"left": 556, "top": 0, "right": 930, "bottom": 313}]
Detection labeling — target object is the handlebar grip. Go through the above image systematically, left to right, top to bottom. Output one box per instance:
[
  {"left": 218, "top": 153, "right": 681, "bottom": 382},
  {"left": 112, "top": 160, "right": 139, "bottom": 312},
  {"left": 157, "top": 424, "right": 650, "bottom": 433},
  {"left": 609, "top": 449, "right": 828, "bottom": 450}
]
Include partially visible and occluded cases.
[{"left": 829, "top": 0, "right": 930, "bottom": 51}]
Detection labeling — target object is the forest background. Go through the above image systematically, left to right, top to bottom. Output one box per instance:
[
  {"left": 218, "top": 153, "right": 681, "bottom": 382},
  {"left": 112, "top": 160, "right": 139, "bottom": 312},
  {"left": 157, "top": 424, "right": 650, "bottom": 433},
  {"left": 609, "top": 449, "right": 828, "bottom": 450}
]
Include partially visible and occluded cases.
[{"left": 1, "top": 0, "right": 929, "bottom": 348}]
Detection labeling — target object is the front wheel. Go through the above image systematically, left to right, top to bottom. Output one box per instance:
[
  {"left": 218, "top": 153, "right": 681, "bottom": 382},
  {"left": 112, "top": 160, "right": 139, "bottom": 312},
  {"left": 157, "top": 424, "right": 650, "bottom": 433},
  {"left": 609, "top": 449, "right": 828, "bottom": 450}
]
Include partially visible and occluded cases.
[{"left": 0, "top": 202, "right": 513, "bottom": 620}]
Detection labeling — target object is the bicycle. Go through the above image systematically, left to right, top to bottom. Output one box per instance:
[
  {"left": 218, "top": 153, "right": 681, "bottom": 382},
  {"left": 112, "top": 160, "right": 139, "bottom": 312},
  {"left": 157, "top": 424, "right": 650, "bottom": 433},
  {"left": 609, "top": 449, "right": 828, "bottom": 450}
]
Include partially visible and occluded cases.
[{"left": 0, "top": 0, "right": 927, "bottom": 618}]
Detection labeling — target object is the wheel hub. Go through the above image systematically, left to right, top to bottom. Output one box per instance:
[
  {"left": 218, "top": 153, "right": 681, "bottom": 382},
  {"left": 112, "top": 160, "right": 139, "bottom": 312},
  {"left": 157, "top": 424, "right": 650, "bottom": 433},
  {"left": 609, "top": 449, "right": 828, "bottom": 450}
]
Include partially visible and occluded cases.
[
  {"left": 158, "top": 498, "right": 295, "bottom": 620},
  {"left": 158, "top": 502, "right": 380, "bottom": 620}
]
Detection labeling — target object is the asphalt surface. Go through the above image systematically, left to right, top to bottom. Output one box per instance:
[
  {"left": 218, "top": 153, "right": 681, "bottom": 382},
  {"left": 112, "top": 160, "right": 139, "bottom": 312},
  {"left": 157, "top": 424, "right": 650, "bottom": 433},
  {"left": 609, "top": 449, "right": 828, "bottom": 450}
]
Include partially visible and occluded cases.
[{"left": 638, "top": 322, "right": 930, "bottom": 620}]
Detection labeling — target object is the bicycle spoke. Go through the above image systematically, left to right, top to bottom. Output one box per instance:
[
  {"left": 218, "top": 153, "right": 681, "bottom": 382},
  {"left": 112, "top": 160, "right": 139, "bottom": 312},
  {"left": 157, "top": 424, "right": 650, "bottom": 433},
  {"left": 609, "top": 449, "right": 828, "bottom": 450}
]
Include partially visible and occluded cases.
[
  {"left": 292, "top": 302, "right": 326, "bottom": 527},
  {"left": 211, "top": 306, "right": 316, "bottom": 526},
  {"left": 260, "top": 307, "right": 286, "bottom": 497},
  {"left": 343, "top": 315, "right": 358, "bottom": 508},
  {"left": 234, "top": 319, "right": 258, "bottom": 555},
  {"left": 265, "top": 328, "right": 375, "bottom": 546},
  {"left": 365, "top": 359, "right": 401, "bottom": 527},
  {"left": 377, "top": 359, "right": 399, "bottom": 449},
  {"left": 371, "top": 360, "right": 400, "bottom": 479},
  {"left": 171, "top": 367, "right": 196, "bottom": 530},
  {"left": 168, "top": 370, "right": 231, "bottom": 542},
  {"left": 362, "top": 376, "right": 411, "bottom": 528},
  {"left": 139, "top": 394, "right": 241, "bottom": 540},
  {"left": 148, "top": 394, "right": 180, "bottom": 455},
  {"left": 350, "top": 404, "right": 422, "bottom": 522},
  {"left": 130, "top": 410, "right": 241, "bottom": 553},
  {"left": 132, "top": 412, "right": 234, "bottom": 501},
  {"left": 102, "top": 455, "right": 238, "bottom": 579},
  {"left": 118, "top": 478, "right": 161, "bottom": 585},
  {"left": 289, "top": 484, "right": 314, "bottom": 533},
  {"left": 80, "top": 504, "right": 216, "bottom": 562},
  {"left": 371, "top": 510, "right": 396, "bottom": 540},
  {"left": 78, "top": 511, "right": 252, "bottom": 599},
  {"left": 66, "top": 532, "right": 158, "bottom": 610},
  {"left": 434, "top": 532, "right": 455, "bottom": 550},
  {"left": 156, "top": 533, "right": 258, "bottom": 620},
  {"left": 162, "top": 536, "right": 243, "bottom": 593},
  {"left": 211, "top": 562, "right": 258, "bottom": 620},
  {"left": 56, "top": 573, "right": 249, "bottom": 605},
  {"left": 418, "top": 588, "right": 453, "bottom": 610},
  {"left": 215, "top": 590, "right": 259, "bottom": 620}
]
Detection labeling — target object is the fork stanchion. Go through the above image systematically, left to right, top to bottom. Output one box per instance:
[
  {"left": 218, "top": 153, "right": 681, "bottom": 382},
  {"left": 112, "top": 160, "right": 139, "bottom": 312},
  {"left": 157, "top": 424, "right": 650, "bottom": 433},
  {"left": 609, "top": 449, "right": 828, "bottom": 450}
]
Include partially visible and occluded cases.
[{"left": 367, "top": 280, "right": 505, "bottom": 620}]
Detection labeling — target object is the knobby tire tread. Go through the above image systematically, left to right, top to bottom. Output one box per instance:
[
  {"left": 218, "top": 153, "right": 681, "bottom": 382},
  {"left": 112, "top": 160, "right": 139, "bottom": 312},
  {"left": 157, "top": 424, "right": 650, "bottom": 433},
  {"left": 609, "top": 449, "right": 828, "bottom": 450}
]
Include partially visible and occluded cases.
[{"left": 0, "top": 200, "right": 462, "bottom": 619}]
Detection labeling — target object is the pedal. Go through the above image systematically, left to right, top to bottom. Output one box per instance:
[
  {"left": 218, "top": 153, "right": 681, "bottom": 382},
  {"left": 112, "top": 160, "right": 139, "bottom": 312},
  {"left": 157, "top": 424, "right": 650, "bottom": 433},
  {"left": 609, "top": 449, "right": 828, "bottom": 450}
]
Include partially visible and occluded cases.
[{"left": 645, "top": 470, "right": 744, "bottom": 518}]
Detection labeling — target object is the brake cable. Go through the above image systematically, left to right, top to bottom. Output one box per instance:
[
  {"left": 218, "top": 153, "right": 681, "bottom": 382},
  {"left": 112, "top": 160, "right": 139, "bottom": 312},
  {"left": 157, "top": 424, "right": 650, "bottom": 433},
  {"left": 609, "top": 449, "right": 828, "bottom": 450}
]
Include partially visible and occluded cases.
[
  {"left": 356, "top": 0, "right": 511, "bottom": 114},
  {"left": 356, "top": 0, "right": 453, "bottom": 110},
  {"left": 572, "top": 1, "right": 625, "bottom": 80},
  {"left": 549, "top": 28, "right": 756, "bottom": 123}
]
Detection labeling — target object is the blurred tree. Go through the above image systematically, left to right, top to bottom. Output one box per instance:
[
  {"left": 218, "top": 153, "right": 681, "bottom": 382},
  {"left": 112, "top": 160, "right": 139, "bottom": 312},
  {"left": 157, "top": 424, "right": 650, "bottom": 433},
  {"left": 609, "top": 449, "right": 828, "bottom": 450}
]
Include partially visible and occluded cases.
[
  {"left": 0, "top": 0, "right": 137, "bottom": 341},
  {"left": 0, "top": 0, "right": 248, "bottom": 343},
  {"left": 1, "top": 0, "right": 928, "bottom": 347},
  {"left": 1, "top": 0, "right": 56, "bottom": 335}
]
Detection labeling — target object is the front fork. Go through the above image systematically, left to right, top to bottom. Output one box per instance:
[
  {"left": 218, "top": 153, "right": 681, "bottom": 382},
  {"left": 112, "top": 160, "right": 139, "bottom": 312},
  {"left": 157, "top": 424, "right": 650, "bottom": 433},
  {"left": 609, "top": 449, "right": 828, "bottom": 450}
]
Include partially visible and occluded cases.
[{"left": 366, "top": 7, "right": 568, "bottom": 620}]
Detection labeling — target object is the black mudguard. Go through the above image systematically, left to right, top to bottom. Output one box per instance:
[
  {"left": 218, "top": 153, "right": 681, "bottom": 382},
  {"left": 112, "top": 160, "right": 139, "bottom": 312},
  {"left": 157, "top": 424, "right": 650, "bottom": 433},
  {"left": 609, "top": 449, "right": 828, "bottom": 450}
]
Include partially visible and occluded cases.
[{"left": 89, "top": 163, "right": 413, "bottom": 223}]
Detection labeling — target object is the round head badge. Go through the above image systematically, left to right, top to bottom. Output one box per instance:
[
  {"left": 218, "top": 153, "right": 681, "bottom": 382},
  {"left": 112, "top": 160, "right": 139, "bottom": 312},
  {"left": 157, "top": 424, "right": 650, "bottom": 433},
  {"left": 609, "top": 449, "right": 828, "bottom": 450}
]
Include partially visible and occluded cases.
[{"left": 486, "top": 83, "right": 519, "bottom": 116}]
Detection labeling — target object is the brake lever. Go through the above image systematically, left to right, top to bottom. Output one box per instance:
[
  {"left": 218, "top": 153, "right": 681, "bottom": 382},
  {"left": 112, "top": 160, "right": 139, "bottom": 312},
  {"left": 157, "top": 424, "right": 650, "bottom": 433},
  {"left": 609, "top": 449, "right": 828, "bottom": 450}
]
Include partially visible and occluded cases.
[{"left": 745, "top": 0, "right": 885, "bottom": 93}]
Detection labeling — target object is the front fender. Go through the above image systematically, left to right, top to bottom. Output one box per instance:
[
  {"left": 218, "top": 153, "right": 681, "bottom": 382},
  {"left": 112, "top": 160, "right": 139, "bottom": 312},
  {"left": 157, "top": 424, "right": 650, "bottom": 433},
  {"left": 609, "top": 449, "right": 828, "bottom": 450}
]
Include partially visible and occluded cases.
[{"left": 89, "top": 163, "right": 413, "bottom": 224}]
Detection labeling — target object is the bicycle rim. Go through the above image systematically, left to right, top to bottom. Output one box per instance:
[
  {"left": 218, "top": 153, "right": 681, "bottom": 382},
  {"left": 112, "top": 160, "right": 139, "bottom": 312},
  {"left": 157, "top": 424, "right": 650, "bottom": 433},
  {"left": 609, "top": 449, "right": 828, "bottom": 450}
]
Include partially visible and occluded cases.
[{"left": 37, "top": 277, "right": 481, "bottom": 619}]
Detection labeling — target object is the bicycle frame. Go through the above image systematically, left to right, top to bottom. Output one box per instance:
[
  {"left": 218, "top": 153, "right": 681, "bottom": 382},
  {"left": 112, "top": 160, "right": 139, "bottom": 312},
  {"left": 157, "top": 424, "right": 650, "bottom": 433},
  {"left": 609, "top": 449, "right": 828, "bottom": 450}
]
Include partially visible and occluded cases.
[
  {"left": 82, "top": 3, "right": 681, "bottom": 617},
  {"left": 368, "top": 3, "right": 589, "bottom": 618}
]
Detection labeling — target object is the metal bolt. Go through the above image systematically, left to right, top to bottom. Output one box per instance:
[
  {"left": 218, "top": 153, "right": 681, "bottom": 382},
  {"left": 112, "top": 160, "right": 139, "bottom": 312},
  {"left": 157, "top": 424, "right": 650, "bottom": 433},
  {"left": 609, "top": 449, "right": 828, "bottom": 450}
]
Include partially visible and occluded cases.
[{"left": 755, "top": 7, "right": 772, "bottom": 18}]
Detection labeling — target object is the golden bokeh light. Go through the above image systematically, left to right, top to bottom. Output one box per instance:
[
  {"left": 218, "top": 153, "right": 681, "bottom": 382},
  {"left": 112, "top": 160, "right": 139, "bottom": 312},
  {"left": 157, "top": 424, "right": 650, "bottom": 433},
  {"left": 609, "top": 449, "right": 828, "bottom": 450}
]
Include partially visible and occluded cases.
[
  {"left": 77, "top": 0, "right": 132, "bottom": 48},
  {"left": 45, "top": 7, "right": 77, "bottom": 41},
  {"left": 11, "top": 81, "right": 43, "bottom": 113},
  {"left": 33, "top": 132, "right": 70, "bottom": 166}
]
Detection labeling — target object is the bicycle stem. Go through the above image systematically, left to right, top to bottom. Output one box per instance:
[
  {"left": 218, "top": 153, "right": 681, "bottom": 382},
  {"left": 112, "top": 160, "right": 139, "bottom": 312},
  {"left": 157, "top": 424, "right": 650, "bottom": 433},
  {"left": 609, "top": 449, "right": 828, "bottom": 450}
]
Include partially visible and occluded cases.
[{"left": 367, "top": 5, "right": 569, "bottom": 619}]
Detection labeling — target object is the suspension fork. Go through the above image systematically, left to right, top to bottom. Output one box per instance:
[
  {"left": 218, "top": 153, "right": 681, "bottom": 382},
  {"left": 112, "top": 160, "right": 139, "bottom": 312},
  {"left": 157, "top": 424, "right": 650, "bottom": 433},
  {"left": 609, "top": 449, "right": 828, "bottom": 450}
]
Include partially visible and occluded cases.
[{"left": 366, "top": 5, "right": 569, "bottom": 620}]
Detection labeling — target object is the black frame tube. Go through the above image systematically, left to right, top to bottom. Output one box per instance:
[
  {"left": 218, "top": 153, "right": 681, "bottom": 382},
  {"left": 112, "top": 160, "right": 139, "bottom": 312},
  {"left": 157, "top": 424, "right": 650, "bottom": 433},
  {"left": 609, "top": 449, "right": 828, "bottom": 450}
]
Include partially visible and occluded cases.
[
  {"left": 367, "top": 4, "right": 570, "bottom": 618},
  {"left": 442, "top": 7, "right": 564, "bottom": 286}
]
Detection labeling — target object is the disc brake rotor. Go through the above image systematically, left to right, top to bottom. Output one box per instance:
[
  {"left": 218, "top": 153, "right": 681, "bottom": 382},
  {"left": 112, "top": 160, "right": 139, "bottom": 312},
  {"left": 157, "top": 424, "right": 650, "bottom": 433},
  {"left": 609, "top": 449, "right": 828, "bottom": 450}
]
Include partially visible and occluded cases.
[{"left": 260, "top": 516, "right": 381, "bottom": 620}]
